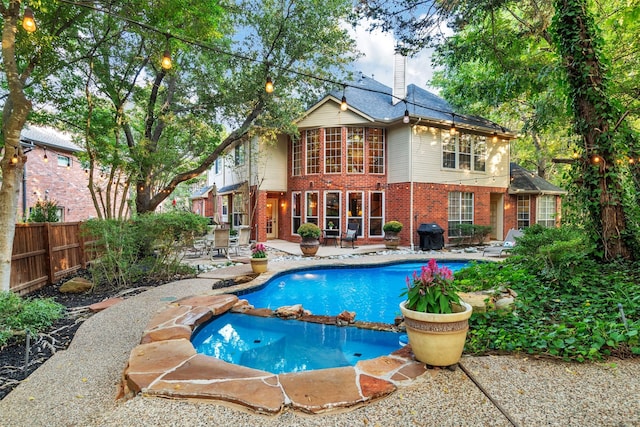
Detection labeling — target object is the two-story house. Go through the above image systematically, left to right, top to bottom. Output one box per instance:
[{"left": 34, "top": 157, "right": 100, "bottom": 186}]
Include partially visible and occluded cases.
[
  {"left": 198, "top": 60, "right": 564, "bottom": 247},
  {"left": 18, "top": 125, "right": 95, "bottom": 222}
]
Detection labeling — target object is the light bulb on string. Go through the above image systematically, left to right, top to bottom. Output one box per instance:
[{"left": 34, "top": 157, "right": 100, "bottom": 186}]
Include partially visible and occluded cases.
[
  {"left": 23, "top": 7, "right": 36, "bottom": 33},
  {"left": 161, "top": 35, "right": 172, "bottom": 70},
  {"left": 265, "top": 76, "right": 274, "bottom": 93},
  {"left": 340, "top": 95, "right": 348, "bottom": 111},
  {"left": 403, "top": 101, "right": 410, "bottom": 124},
  {"left": 450, "top": 115, "right": 456, "bottom": 135},
  {"left": 43, "top": 147, "right": 48, "bottom": 163},
  {"left": 11, "top": 148, "right": 19, "bottom": 165}
]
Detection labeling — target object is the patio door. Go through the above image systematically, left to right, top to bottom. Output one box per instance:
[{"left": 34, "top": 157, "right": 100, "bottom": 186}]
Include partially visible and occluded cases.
[{"left": 266, "top": 198, "right": 278, "bottom": 239}]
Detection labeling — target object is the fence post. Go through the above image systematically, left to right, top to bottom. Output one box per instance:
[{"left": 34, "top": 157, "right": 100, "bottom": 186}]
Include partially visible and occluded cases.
[{"left": 44, "top": 222, "right": 55, "bottom": 285}]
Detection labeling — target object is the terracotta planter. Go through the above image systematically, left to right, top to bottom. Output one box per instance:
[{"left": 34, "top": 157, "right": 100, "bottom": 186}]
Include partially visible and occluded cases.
[
  {"left": 384, "top": 231, "right": 400, "bottom": 249},
  {"left": 300, "top": 238, "right": 320, "bottom": 257},
  {"left": 250, "top": 258, "right": 268, "bottom": 273},
  {"left": 399, "top": 300, "right": 472, "bottom": 367}
]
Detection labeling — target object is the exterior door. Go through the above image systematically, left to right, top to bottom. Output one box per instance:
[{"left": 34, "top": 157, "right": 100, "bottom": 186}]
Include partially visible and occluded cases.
[{"left": 266, "top": 198, "right": 278, "bottom": 239}]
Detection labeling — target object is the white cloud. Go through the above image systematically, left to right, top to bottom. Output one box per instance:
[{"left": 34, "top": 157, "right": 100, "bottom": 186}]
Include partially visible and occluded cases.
[{"left": 347, "top": 22, "right": 438, "bottom": 92}]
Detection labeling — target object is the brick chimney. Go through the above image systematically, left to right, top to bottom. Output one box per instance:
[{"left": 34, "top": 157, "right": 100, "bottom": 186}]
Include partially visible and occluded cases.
[{"left": 392, "top": 54, "right": 406, "bottom": 105}]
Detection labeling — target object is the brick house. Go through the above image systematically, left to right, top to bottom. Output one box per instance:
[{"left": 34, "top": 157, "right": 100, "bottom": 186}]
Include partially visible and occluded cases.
[
  {"left": 196, "top": 61, "right": 564, "bottom": 247},
  {"left": 17, "top": 125, "right": 95, "bottom": 222}
]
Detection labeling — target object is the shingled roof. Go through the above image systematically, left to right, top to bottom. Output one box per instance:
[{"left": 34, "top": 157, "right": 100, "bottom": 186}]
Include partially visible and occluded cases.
[
  {"left": 316, "top": 74, "right": 509, "bottom": 135},
  {"left": 20, "top": 125, "right": 82, "bottom": 152},
  {"left": 508, "top": 163, "right": 567, "bottom": 195}
]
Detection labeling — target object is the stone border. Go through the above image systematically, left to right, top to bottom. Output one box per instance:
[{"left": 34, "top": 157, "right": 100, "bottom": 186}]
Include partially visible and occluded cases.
[{"left": 122, "top": 294, "right": 428, "bottom": 415}]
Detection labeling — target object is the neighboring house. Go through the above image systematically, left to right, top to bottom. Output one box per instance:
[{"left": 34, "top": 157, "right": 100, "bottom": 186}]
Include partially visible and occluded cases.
[
  {"left": 194, "top": 58, "right": 564, "bottom": 247},
  {"left": 17, "top": 125, "right": 95, "bottom": 222},
  {"left": 508, "top": 163, "right": 567, "bottom": 229}
]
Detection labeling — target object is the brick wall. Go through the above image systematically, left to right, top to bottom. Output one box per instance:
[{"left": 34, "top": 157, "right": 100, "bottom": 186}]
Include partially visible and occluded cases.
[{"left": 18, "top": 146, "right": 96, "bottom": 221}]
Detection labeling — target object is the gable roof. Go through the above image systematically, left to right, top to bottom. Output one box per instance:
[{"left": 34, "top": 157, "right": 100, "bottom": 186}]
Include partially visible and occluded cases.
[
  {"left": 306, "top": 75, "right": 510, "bottom": 136},
  {"left": 20, "top": 125, "right": 82, "bottom": 153},
  {"left": 508, "top": 163, "right": 567, "bottom": 195},
  {"left": 190, "top": 185, "right": 214, "bottom": 200}
]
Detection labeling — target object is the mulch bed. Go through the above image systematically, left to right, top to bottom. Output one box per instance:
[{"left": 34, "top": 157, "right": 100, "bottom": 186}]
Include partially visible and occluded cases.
[{"left": 0, "top": 273, "right": 183, "bottom": 400}]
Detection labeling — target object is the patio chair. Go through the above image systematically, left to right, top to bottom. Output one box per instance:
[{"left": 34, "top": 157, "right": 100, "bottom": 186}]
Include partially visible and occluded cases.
[
  {"left": 340, "top": 222, "right": 360, "bottom": 249},
  {"left": 230, "top": 227, "right": 251, "bottom": 256},
  {"left": 210, "top": 228, "right": 230, "bottom": 259},
  {"left": 482, "top": 228, "right": 523, "bottom": 257}
]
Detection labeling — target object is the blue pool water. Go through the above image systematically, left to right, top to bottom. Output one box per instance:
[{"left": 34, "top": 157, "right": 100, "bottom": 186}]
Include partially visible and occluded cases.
[
  {"left": 192, "top": 260, "right": 469, "bottom": 373},
  {"left": 240, "top": 261, "right": 469, "bottom": 324},
  {"left": 191, "top": 313, "right": 405, "bottom": 373}
]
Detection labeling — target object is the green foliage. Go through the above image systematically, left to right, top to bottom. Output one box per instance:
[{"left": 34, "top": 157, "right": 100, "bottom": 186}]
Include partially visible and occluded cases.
[
  {"left": 27, "top": 199, "right": 60, "bottom": 223},
  {"left": 81, "top": 212, "right": 207, "bottom": 288},
  {"left": 383, "top": 221, "right": 403, "bottom": 233},
  {"left": 297, "top": 222, "right": 321, "bottom": 239},
  {"left": 449, "top": 224, "right": 492, "bottom": 245},
  {"left": 510, "top": 224, "right": 594, "bottom": 279},
  {"left": 460, "top": 245, "right": 640, "bottom": 362},
  {"left": 401, "top": 259, "right": 461, "bottom": 314},
  {"left": 454, "top": 261, "right": 536, "bottom": 293},
  {"left": 0, "top": 292, "right": 65, "bottom": 347}
]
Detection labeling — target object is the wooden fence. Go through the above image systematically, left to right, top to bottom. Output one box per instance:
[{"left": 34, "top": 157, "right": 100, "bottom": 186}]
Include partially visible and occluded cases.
[{"left": 10, "top": 222, "right": 96, "bottom": 295}]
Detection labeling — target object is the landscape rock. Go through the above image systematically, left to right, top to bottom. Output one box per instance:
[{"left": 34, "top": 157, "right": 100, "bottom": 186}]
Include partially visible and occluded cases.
[{"left": 59, "top": 277, "right": 93, "bottom": 293}]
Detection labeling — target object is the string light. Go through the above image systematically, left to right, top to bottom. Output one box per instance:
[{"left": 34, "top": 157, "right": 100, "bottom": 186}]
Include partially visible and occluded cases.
[
  {"left": 57, "top": 0, "right": 508, "bottom": 140},
  {"left": 23, "top": 7, "right": 36, "bottom": 33},
  {"left": 161, "top": 35, "right": 172, "bottom": 70},
  {"left": 265, "top": 76, "right": 274, "bottom": 93},
  {"left": 340, "top": 95, "right": 348, "bottom": 111},
  {"left": 403, "top": 101, "right": 410, "bottom": 124},
  {"left": 450, "top": 115, "right": 456, "bottom": 135},
  {"left": 492, "top": 132, "right": 498, "bottom": 143},
  {"left": 43, "top": 147, "right": 48, "bottom": 163},
  {"left": 11, "top": 148, "right": 19, "bottom": 164}
]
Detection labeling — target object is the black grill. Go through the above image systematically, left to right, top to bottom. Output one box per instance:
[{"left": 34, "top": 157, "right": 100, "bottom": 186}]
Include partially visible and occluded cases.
[{"left": 416, "top": 223, "right": 445, "bottom": 250}]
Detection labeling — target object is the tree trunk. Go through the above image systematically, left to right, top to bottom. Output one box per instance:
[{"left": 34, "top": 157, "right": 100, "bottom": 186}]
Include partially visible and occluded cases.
[
  {"left": 552, "top": 0, "right": 633, "bottom": 260},
  {"left": 0, "top": 11, "right": 33, "bottom": 291}
]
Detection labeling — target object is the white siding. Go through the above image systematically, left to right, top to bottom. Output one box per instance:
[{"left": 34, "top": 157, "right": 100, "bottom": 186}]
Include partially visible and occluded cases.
[
  {"left": 297, "top": 102, "right": 372, "bottom": 128},
  {"left": 387, "top": 126, "right": 411, "bottom": 183},
  {"left": 254, "top": 134, "right": 288, "bottom": 191}
]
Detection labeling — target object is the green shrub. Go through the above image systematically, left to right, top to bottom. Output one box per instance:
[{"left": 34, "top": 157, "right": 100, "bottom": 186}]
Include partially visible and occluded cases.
[
  {"left": 27, "top": 199, "right": 60, "bottom": 222},
  {"left": 81, "top": 212, "right": 208, "bottom": 288},
  {"left": 383, "top": 221, "right": 403, "bottom": 233},
  {"left": 297, "top": 222, "right": 321, "bottom": 239},
  {"left": 459, "top": 256, "right": 640, "bottom": 362},
  {"left": 0, "top": 292, "right": 65, "bottom": 347}
]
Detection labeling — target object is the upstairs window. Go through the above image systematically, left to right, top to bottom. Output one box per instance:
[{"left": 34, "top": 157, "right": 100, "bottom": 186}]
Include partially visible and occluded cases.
[
  {"left": 324, "top": 127, "right": 342, "bottom": 174},
  {"left": 347, "top": 127, "right": 364, "bottom": 173},
  {"left": 367, "top": 128, "right": 385, "bottom": 174},
  {"left": 305, "top": 129, "right": 320, "bottom": 174},
  {"left": 442, "top": 132, "right": 487, "bottom": 172},
  {"left": 292, "top": 138, "right": 302, "bottom": 176},
  {"left": 234, "top": 143, "right": 245, "bottom": 166},
  {"left": 58, "top": 155, "right": 72, "bottom": 168}
]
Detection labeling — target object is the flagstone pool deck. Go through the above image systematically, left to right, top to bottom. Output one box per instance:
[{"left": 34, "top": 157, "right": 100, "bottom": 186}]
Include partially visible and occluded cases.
[{"left": 1, "top": 242, "right": 638, "bottom": 426}]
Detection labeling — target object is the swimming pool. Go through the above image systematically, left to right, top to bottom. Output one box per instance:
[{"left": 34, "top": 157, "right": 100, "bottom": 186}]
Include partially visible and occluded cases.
[
  {"left": 192, "top": 260, "right": 469, "bottom": 374},
  {"left": 238, "top": 260, "right": 469, "bottom": 324}
]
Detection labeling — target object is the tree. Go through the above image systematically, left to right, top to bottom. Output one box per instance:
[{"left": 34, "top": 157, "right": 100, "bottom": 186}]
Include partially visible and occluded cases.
[
  {"left": 0, "top": 0, "right": 359, "bottom": 291},
  {"left": 50, "top": 0, "right": 359, "bottom": 215},
  {"left": 356, "top": 0, "right": 640, "bottom": 260},
  {"left": 1, "top": 1, "right": 87, "bottom": 291}
]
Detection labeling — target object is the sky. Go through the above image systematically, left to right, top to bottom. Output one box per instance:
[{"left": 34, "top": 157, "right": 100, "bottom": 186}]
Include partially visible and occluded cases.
[{"left": 347, "top": 22, "right": 439, "bottom": 93}]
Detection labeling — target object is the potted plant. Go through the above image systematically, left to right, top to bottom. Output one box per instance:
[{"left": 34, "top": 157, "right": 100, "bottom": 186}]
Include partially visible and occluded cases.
[
  {"left": 383, "top": 220, "right": 403, "bottom": 249},
  {"left": 327, "top": 221, "right": 335, "bottom": 230},
  {"left": 297, "top": 222, "right": 321, "bottom": 257},
  {"left": 250, "top": 243, "right": 268, "bottom": 273},
  {"left": 399, "top": 259, "right": 472, "bottom": 367}
]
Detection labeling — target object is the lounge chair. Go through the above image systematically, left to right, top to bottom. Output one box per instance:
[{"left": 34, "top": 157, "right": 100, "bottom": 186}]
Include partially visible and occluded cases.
[
  {"left": 340, "top": 222, "right": 360, "bottom": 249},
  {"left": 230, "top": 227, "right": 251, "bottom": 256},
  {"left": 210, "top": 228, "right": 230, "bottom": 259},
  {"left": 482, "top": 228, "right": 523, "bottom": 257}
]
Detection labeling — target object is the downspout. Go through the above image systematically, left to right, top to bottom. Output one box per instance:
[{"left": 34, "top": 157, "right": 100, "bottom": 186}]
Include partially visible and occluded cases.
[
  {"left": 409, "top": 118, "right": 421, "bottom": 251},
  {"left": 22, "top": 163, "right": 28, "bottom": 220}
]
